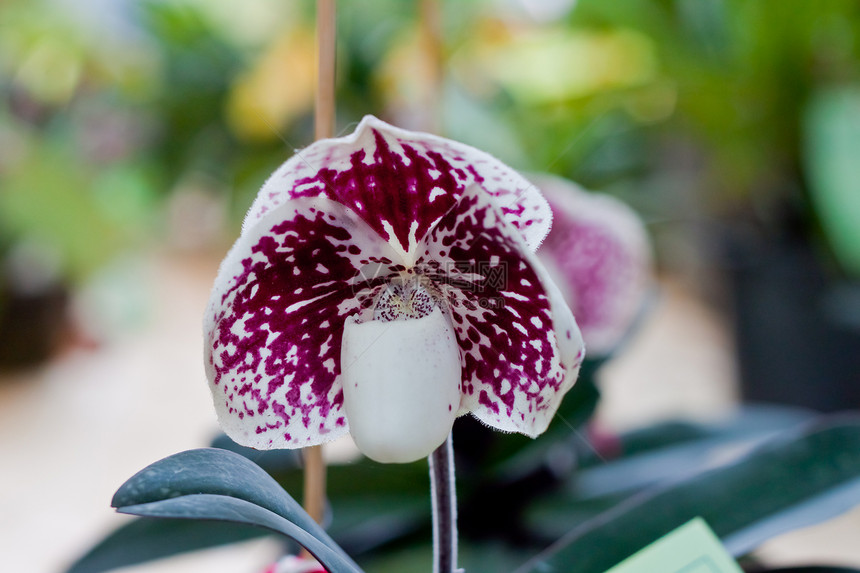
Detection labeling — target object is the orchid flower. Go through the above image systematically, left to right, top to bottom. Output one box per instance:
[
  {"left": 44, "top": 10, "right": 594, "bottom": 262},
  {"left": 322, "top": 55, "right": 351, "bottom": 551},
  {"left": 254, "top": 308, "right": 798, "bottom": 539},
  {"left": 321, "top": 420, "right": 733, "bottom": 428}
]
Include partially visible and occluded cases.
[
  {"left": 204, "top": 116, "right": 584, "bottom": 464},
  {"left": 532, "top": 174, "right": 652, "bottom": 357}
]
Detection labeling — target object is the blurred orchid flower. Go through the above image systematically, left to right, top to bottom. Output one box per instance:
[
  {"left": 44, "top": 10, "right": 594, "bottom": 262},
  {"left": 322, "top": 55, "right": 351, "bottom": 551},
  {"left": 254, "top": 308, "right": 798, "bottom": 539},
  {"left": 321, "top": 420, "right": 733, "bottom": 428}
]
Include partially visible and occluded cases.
[
  {"left": 205, "top": 116, "right": 583, "bottom": 463},
  {"left": 533, "top": 174, "right": 652, "bottom": 357},
  {"left": 263, "top": 555, "right": 327, "bottom": 573}
]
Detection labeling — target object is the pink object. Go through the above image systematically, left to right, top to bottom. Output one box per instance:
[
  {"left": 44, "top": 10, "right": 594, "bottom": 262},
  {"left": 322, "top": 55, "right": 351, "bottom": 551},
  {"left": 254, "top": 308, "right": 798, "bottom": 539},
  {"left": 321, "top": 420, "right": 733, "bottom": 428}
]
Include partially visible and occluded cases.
[
  {"left": 534, "top": 174, "right": 652, "bottom": 357},
  {"left": 264, "top": 554, "right": 328, "bottom": 573}
]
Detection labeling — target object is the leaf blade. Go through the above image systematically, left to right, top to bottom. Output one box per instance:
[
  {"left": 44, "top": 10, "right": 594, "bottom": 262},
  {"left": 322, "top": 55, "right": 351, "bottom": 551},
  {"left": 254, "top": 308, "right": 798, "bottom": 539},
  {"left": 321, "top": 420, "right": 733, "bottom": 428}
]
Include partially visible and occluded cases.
[
  {"left": 516, "top": 416, "right": 860, "bottom": 573},
  {"left": 112, "top": 448, "right": 360, "bottom": 570},
  {"left": 117, "top": 494, "right": 361, "bottom": 573},
  {"left": 65, "top": 517, "right": 268, "bottom": 573}
]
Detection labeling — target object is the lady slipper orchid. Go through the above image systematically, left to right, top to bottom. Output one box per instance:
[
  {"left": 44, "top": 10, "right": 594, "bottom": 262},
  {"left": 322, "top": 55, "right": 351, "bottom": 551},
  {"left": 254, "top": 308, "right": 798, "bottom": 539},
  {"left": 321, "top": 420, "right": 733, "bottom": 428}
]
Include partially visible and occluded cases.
[
  {"left": 204, "top": 116, "right": 584, "bottom": 463},
  {"left": 532, "top": 174, "right": 652, "bottom": 357}
]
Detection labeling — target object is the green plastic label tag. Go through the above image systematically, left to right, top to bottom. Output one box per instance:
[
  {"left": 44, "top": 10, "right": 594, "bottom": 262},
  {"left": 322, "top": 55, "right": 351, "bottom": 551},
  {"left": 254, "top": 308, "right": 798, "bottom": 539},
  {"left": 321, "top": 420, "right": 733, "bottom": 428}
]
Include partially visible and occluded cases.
[{"left": 603, "top": 518, "right": 743, "bottom": 573}]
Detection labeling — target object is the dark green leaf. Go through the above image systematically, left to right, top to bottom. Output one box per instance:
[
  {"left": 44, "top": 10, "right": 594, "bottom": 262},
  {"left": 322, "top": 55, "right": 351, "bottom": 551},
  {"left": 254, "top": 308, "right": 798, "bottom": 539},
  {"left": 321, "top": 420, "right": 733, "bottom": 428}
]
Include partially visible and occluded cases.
[
  {"left": 575, "top": 405, "right": 815, "bottom": 498},
  {"left": 603, "top": 405, "right": 814, "bottom": 461},
  {"left": 524, "top": 407, "right": 816, "bottom": 541},
  {"left": 516, "top": 416, "right": 860, "bottom": 573},
  {"left": 209, "top": 433, "right": 304, "bottom": 475},
  {"left": 211, "top": 439, "right": 432, "bottom": 556},
  {"left": 112, "top": 448, "right": 360, "bottom": 571},
  {"left": 297, "top": 460, "right": 431, "bottom": 556},
  {"left": 117, "top": 494, "right": 361, "bottom": 573},
  {"left": 327, "top": 495, "right": 429, "bottom": 555},
  {"left": 65, "top": 517, "right": 268, "bottom": 573},
  {"left": 357, "top": 540, "right": 536, "bottom": 573}
]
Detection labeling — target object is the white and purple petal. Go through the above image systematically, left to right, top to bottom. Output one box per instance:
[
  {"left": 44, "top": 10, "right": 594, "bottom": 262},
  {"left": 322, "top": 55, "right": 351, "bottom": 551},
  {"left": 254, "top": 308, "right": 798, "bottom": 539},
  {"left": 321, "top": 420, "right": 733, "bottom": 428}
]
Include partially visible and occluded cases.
[
  {"left": 244, "top": 116, "right": 552, "bottom": 259},
  {"left": 206, "top": 119, "right": 589, "bottom": 458},
  {"left": 533, "top": 174, "right": 652, "bottom": 356},
  {"left": 421, "top": 184, "right": 584, "bottom": 437},
  {"left": 204, "top": 197, "right": 401, "bottom": 449}
]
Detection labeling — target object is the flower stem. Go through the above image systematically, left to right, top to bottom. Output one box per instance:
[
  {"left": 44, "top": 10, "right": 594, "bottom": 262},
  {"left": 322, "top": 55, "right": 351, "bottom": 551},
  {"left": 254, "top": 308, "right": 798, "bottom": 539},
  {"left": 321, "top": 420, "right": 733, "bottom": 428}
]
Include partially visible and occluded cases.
[{"left": 429, "top": 434, "right": 458, "bottom": 573}]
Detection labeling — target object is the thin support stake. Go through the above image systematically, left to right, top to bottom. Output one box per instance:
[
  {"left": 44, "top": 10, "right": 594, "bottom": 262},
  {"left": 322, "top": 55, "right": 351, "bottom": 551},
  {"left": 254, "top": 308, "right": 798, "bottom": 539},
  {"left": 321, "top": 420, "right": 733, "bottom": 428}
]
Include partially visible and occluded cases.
[
  {"left": 303, "top": 0, "right": 337, "bottom": 527},
  {"left": 316, "top": 0, "right": 336, "bottom": 140},
  {"left": 419, "top": 0, "right": 443, "bottom": 133},
  {"left": 303, "top": 445, "right": 326, "bottom": 525}
]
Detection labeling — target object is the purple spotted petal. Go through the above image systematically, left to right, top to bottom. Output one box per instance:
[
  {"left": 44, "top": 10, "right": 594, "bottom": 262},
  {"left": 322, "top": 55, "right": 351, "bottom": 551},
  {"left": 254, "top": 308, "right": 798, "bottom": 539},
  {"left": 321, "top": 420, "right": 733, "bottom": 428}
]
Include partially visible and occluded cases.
[
  {"left": 244, "top": 116, "right": 551, "bottom": 257},
  {"left": 206, "top": 119, "right": 582, "bottom": 454},
  {"left": 533, "top": 174, "right": 652, "bottom": 356},
  {"left": 421, "top": 184, "right": 584, "bottom": 437},
  {"left": 204, "top": 197, "right": 401, "bottom": 449}
]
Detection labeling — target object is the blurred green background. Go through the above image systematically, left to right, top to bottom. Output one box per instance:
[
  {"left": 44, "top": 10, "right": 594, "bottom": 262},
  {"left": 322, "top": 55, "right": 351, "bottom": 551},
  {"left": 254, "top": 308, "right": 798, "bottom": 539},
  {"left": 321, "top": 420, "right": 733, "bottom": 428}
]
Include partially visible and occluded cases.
[
  {"left": 2, "top": 0, "right": 859, "bottom": 272},
  {"left": 3, "top": 0, "right": 860, "bottom": 398},
  {"left": 3, "top": 2, "right": 860, "bottom": 572}
]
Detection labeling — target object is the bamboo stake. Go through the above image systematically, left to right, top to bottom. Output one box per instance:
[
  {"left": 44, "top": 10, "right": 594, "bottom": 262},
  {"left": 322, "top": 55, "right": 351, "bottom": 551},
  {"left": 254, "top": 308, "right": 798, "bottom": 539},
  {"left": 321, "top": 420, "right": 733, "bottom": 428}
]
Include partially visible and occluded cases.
[
  {"left": 303, "top": 0, "right": 336, "bottom": 527},
  {"left": 315, "top": 0, "right": 337, "bottom": 140},
  {"left": 419, "top": 0, "right": 443, "bottom": 133}
]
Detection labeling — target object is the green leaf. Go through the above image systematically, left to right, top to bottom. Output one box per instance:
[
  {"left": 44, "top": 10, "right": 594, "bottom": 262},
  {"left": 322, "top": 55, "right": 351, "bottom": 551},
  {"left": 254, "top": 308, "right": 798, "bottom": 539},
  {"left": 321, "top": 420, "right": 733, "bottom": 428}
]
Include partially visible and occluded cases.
[
  {"left": 804, "top": 86, "right": 860, "bottom": 278},
  {"left": 601, "top": 404, "right": 813, "bottom": 461},
  {"left": 574, "top": 406, "right": 816, "bottom": 497},
  {"left": 524, "top": 407, "right": 816, "bottom": 541},
  {"left": 516, "top": 416, "right": 860, "bottom": 573},
  {"left": 209, "top": 434, "right": 304, "bottom": 475},
  {"left": 210, "top": 435, "right": 432, "bottom": 556},
  {"left": 72, "top": 445, "right": 425, "bottom": 572},
  {"left": 112, "top": 448, "right": 360, "bottom": 571},
  {"left": 282, "top": 458, "right": 431, "bottom": 555},
  {"left": 117, "top": 494, "right": 361, "bottom": 573},
  {"left": 325, "top": 495, "right": 429, "bottom": 555},
  {"left": 65, "top": 517, "right": 268, "bottom": 573},
  {"left": 358, "top": 540, "right": 537, "bottom": 573}
]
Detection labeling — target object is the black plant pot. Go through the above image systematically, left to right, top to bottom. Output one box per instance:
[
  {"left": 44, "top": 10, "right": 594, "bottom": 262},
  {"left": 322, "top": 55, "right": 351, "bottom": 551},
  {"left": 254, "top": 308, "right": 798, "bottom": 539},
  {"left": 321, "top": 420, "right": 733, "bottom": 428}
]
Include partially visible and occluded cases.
[
  {"left": 727, "top": 235, "right": 860, "bottom": 412},
  {"left": 0, "top": 264, "right": 69, "bottom": 371}
]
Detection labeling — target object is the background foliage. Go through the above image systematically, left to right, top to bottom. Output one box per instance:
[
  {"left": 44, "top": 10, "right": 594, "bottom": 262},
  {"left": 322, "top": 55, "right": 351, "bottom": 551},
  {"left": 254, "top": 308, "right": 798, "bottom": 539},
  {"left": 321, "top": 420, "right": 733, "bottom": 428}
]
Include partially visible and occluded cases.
[{"left": 2, "top": 0, "right": 860, "bottom": 571}]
